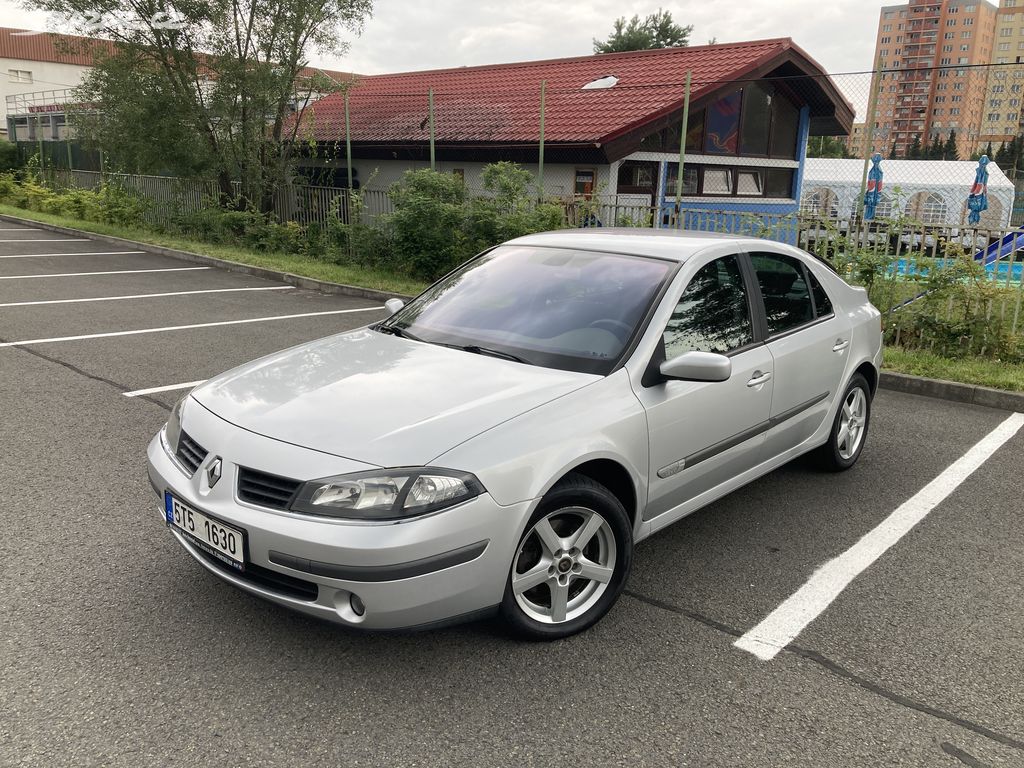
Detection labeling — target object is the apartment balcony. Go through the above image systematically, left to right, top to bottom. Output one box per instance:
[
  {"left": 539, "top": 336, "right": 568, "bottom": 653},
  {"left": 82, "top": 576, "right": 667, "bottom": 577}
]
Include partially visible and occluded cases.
[{"left": 5, "top": 89, "right": 76, "bottom": 118}]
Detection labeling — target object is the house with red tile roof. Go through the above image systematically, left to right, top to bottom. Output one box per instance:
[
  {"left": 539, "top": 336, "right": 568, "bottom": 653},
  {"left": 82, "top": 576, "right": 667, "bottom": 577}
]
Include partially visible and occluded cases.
[{"left": 300, "top": 38, "right": 854, "bottom": 221}]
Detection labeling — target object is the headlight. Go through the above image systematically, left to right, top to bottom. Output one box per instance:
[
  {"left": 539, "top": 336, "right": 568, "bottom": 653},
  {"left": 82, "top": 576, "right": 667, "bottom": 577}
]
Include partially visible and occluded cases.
[
  {"left": 162, "top": 394, "right": 187, "bottom": 454},
  {"left": 290, "top": 468, "right": 484, "bottom": 521}
]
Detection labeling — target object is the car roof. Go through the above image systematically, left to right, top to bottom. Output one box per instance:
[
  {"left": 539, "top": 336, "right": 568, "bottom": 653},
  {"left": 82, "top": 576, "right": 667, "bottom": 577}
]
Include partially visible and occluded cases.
[{"left": 504, "top": 228, "right": 775, "bottom": 262}]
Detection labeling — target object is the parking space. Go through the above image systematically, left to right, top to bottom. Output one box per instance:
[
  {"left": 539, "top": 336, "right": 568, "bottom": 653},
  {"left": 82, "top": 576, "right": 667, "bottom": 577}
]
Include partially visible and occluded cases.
[{"left": 2, "top": 221, "right": 1023, "bottom": 767}]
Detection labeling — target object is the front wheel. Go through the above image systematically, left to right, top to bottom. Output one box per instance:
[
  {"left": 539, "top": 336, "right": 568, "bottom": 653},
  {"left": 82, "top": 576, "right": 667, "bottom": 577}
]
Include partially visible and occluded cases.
[
  {"left": 814, "top": 373, "right": 872, "bottom": 471},
  {"left": 500, "top": 473, "right": 632, "bottom": 640}
]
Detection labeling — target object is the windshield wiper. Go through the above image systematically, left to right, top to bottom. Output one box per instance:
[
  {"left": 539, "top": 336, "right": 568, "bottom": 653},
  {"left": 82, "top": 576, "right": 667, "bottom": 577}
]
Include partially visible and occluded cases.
[
  {"left": 377, "top": 324, "right": 427, "bottom": 344},
  {"left": 461, "top": 345, "right": 532, "bottom": 365}
]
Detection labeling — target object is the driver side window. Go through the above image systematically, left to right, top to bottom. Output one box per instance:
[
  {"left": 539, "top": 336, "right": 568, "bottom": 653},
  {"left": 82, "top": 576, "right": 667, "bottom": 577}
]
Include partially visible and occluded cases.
[{"left": 663, "top": 255, "right": 753, "bottom": 358}]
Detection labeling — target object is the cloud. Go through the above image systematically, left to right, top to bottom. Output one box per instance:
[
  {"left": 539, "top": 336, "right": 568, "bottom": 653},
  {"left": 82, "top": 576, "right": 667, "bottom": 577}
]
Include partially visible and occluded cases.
[{"left": 325, "top": 0, "right": 880, "bottom": 76}]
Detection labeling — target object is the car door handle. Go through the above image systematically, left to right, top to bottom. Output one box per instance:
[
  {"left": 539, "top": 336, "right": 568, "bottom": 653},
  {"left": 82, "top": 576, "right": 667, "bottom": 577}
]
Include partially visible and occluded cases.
[
  {"left": 832, "top": 338, "right": 850, "bottom": 352},
  {"left": 747, "top": 371, "right": 772, "bottom": 387}
]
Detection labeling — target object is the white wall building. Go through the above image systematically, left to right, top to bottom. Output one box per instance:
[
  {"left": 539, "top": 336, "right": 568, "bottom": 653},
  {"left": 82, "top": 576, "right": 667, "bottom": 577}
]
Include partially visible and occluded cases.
[{"left": 0, "top": 27, "right": 98, "bottom": 139}]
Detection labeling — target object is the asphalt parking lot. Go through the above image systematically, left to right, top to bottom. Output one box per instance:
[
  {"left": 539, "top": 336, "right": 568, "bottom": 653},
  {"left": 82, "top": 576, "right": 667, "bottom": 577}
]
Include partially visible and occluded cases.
[{"left": 2, "top": 220, "right": 1023, "bottom": 768}]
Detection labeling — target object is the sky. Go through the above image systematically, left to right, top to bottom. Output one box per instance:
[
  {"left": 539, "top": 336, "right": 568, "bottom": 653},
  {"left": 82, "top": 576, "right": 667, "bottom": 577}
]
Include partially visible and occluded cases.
[{"left": 1, "top": 0, "right": 881, "bottom": 111}]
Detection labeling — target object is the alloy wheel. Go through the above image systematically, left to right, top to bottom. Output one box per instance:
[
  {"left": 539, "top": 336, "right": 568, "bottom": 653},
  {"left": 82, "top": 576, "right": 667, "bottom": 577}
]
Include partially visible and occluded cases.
[
  {"left": 837, "top": 386, "right": 867, "bottom": 461},
  {"left": 511, "top": 506, "right": 617, "bottom": 624}
]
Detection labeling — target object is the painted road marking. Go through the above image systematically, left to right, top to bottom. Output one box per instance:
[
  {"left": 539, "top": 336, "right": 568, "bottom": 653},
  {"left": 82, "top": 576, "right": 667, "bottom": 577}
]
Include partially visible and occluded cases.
[
  {"left": 0, "top": 238, "right": 90, "bottom": 243},
  {"left": 0, "top": 250, "right": 146, "bottom": 259},
  {"left": 0, "top": 267, "right": 211, "bottom": 280},
  {"left": 0, "top": 285, "right": 293, "bottom": 308},
  {"left": 0, "top": 306, "right": 384, "bottom": 348},
  {"left": 124, "top": 380, "right": 206, "bottom": 397},
  {"left": 734, "top": 411, "right": 1024, "bottom": 661}
]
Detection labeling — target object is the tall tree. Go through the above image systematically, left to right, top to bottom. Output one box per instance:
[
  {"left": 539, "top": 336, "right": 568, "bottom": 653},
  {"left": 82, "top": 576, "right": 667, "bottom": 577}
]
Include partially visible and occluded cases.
[
  {"left": 37, "top": 0, "right": 371, "bottom": 209},
  {"left": 593, "top": 9, "right": 692, "bottom": 53},
  {"left": 942, "top": 130, "right": 958, "bottom": 161},
  {"left": 906, "top": 134, "right": 923, "bottom": 160},
  {"left": 927, "top": 134, "right": 942, "bottom": 160},
  {"left": 805, "top": 135, "right": 850, "bottom": 158},
  {"left": 983, "top": 140, "right": 993, "bottom": 160},
  {"left": 888, "top": 143, "right": 897, "bottom": 160}
]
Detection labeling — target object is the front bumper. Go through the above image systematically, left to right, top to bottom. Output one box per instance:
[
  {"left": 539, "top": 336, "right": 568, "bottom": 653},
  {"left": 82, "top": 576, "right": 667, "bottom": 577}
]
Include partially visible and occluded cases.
[{"left": 146, "top": 404, "right": 532, "bottom": 630}]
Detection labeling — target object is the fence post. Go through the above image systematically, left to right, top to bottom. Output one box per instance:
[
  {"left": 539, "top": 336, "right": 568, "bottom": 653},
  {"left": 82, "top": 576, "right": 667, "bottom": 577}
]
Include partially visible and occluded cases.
[
  {"left": 856, "top": 55, "right": 884, "bottom": 253},
  {"left": 674, "top": 71, "right": 692, "bottom": 230},
  {"left": 538, "top": 80, "right": 546, "bottom": 200},
  {"left": 428, "top": 88, "right": 436, "bottom": 171},
  {"left": 344, "top": 90, "right": 353, "bottom": 194}
]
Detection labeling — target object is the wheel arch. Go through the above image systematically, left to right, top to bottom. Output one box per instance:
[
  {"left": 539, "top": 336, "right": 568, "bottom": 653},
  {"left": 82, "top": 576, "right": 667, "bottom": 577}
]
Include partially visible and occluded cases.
[
  {"left": 854, "top": 359, "right": 878, "bottom": 397},
  {"left": 549, "top": 458, "right": 640, "bottom": 533}
]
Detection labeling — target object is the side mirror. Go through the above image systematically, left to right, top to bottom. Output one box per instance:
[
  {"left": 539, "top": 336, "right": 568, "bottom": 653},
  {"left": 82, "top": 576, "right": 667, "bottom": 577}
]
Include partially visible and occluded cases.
[
  {"left": 384, "top": 298, "right": 405, "bottom": 316},
  {"left": 659, "top": 351, "right": 732, "bottom": 382}
]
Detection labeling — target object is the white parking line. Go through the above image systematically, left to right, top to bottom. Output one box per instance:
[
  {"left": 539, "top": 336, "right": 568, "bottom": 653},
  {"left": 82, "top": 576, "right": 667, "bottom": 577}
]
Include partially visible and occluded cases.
[
  {"left": 0, "top": 228, "right": 35, "bottom": 230},
  {"left": 0, "top": 238, "right": 90, "bottom": 243},
  {"left": 0, "top": 250, "right": 147, "bottom": 259},
  {"left": 0, "top": 267, "right": 211, "bottom": 280},
  {"left": 0, "top": 286, "right": 293, "bottom": 308},
  {"left": 0, "top": 306, "right": 384, "bottom": 348},
  {"left": 124, "top": 380, "right": 206, "bottom": 397},
  {"left": 734, "top": 411, "right": 1024, "bottom": 662}
]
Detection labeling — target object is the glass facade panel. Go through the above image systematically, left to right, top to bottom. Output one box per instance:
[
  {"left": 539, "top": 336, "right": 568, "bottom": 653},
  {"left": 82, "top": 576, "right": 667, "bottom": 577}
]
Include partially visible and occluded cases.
[{"left": 741, "top": 83, "right": 772, "bottom": 155}]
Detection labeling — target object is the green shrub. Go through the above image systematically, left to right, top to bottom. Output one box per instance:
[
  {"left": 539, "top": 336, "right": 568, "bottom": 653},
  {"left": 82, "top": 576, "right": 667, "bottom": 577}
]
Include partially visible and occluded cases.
[
  {"left": 0, "top": 140, "right": 18, "bottom": 172},
  {"left": 385, "top": 169, "right": 471, "bottom": 279}
]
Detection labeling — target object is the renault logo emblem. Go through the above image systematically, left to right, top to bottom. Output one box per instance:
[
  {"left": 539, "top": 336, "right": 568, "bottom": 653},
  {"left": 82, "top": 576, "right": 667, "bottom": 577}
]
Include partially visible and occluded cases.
[{"left": 206, "top": 457, "right": 223, "bottom": 488}]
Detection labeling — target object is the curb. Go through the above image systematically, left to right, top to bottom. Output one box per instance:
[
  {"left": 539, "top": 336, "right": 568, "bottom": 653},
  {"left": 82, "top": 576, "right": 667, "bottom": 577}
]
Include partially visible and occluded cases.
[
  {"left": 0, "top": 212, "right": 414, "bottom": 303},
  {"left": 879, "top": 371, "right": 1024, "bottom": 412}
]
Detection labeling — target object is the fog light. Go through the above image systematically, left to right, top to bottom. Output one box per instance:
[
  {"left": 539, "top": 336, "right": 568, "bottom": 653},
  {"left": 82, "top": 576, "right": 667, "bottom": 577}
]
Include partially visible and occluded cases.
[{"left": 349, "top": 593, "right": 365, "bottom": 616}]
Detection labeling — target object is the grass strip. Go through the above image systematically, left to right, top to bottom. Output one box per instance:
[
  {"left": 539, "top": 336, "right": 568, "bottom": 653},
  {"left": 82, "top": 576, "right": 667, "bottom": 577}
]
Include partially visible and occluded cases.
[{"left": 0, "top": 204, "right": 428, "bottom": 297}]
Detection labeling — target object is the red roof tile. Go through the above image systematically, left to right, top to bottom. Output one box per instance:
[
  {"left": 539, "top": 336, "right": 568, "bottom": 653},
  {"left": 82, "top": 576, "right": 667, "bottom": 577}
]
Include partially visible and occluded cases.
[
  {"left": 0, "top": 27, "right": 113, "bottom": 66},
  {"left": 0, "top": 28, "right": 358, "bottom": 81},
  {"left": 307, "top": 38, "right": 851, "bottom": 147}
]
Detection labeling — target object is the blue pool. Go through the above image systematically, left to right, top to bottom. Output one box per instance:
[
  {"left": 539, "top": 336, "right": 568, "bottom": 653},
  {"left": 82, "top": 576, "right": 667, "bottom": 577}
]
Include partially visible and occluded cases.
[{"left": 892, "top": 258, "right": 1024, "bottom": 282}]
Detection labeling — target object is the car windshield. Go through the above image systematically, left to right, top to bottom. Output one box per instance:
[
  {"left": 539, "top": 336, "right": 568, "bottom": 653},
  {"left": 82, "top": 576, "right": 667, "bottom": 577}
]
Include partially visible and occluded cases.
[{"left": 382, "top": 245, "right": 675, "bottom": 374}]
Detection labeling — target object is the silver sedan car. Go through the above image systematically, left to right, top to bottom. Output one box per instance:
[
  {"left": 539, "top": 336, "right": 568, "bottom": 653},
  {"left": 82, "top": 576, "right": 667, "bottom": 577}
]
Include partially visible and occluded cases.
[{"left": 147, "top": 229, "right": 882, "bottom": 639}]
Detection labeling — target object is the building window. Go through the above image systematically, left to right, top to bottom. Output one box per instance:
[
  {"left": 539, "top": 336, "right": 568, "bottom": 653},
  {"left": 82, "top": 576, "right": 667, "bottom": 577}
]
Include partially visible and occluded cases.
[
  {"left": 8, "top": 69, "right": 32, "bottom": 83},
  {"left": 616, "top": 161, "right": 657, "bottom": 194},
  {"left": 703, "top": 167, "right": 733, "bottom": 194},
  {"left": 574, "top": 169, "right": 596, "bottom": 196}
]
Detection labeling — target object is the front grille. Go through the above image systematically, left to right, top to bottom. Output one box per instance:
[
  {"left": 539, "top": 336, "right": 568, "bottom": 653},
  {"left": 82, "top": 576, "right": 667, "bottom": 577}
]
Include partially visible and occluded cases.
[
  {"left": 175, "top": 431, "right": 207, "bottom": 475},
  {"left": 237, "top": 467, "right": 302, "bottom": 510},
  {"left": 191, "top": 546, "right": 319, "bottom": 601}
]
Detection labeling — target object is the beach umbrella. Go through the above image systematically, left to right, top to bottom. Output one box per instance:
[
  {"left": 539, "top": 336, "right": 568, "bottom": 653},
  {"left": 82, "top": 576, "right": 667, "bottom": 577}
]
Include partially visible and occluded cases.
[
  {"left": 863, "top": 153, "right": 883, "bottom": 220},
  {"left": 967, "top": 155, "right": 989, "bottom": 225}
]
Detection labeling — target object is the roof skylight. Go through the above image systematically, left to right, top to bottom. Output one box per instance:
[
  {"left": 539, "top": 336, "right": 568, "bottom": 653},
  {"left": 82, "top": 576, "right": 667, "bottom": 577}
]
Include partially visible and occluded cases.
[{"left": 582, "top": 75, "right": 619, "bottom": 90}]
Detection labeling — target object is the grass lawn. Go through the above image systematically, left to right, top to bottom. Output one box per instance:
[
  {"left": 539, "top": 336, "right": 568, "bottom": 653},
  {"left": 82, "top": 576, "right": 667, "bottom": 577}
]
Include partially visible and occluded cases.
[
  {"left": 0, "top": 204, "right": 428, "bottom": 297},
  {"left": 883, "top": 346, "right": 1024, "bottom": 392}
]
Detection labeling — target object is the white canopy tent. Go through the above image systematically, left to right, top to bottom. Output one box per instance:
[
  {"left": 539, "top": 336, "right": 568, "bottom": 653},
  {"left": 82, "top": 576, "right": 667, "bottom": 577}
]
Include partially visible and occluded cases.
[{"left": 800, "top": 158, "right": 1015, "bottom": 230}]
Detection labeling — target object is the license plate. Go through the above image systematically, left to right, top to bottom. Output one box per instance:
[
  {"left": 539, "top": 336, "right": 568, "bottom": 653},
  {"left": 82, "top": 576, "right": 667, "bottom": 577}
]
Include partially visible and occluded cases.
[{"left": 165, "top": 493, "right": 246, "bottom": 570}]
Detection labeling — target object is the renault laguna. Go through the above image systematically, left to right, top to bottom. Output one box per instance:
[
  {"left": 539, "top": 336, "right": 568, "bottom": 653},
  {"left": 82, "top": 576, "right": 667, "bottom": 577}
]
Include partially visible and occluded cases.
[{"left": 147, "top": 229, "right": 882, "bottom": 639}]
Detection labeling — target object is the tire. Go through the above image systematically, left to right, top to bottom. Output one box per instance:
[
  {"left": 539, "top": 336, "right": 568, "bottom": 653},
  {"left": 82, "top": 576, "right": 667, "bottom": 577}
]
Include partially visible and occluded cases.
[
  {"left": 814, "top": 373, "right": 872, "bottom": 472},
  {"left": 500, "top": 473, "right": 632, "bottom": 640}
]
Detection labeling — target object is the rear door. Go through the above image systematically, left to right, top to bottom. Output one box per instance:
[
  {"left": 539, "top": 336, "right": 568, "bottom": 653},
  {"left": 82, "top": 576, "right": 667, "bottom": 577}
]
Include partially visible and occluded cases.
[
  {"left": 747, "top": 251, "right": 852, "bottom": 457},
  {"left": 635, "top": 253, "right": 774, "bottom": 522}
]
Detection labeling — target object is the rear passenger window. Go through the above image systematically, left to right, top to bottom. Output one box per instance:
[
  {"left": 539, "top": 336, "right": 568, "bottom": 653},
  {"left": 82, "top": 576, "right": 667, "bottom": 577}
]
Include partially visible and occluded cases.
[
  {"left": 750, "top": 253, "right": 813, "bottom": 336},
  {"left": 807, "top": 270, "right": 834, "bottom": 317}
]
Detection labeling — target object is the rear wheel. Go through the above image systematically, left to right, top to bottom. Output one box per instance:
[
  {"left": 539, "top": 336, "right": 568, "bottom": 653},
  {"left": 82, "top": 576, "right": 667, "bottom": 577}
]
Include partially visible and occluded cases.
[
  {"left": 815, "top": 373, "right": 871, "bottom": 471},
  {"left": 500, "top": 473, "right": 632, "bottom": 640}
]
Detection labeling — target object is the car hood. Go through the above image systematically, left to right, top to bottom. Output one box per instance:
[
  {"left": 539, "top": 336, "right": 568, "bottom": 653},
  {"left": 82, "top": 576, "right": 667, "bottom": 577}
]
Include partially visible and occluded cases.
[{"left": 192, "top": 328, "right": 598, "bottom": 467}]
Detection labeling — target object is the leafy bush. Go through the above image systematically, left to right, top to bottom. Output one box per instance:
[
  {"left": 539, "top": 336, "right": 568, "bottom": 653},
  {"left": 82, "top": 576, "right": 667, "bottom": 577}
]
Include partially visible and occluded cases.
[
  {"left": 0, "top": 141, "right": 19, "bottom": 172},
  {"left": 386, "top": 163, "right": 567, "bottom": 279},
  {"left": 385, "top": 169, "right": 472, "bottom": 279},
  {"left": 0, "top": 172, "right": 148, "bottom": 226}
]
